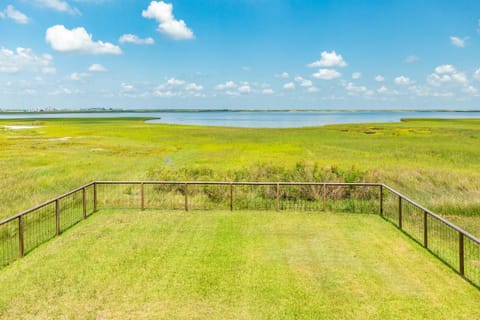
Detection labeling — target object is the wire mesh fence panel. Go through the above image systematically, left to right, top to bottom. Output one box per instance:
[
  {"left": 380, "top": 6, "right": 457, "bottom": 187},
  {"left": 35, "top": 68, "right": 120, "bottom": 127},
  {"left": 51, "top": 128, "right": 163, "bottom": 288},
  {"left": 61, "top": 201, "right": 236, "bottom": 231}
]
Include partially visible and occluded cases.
[
  {"left": 96, "top": 183, "right": 141, "bottom": 209},
  {"left": 143, "top": 183, "right": 186, "bottom": 210},
  {"left": 188, "top": 184, "right": 230, "bottom": 211},
  {"left": 233, "top": 184, "right": 277, "bottom": 211},
  {"left": 280, "top": 184, "right": 323, "bottom": 211},
  {"left": 85, "top": 185, "right": 95, "bottom": 216},
  {"left": 326, "top": 185, "right": 379, "bottom": 214},
  {"left": 382, "top": 188, "right": 399, "bottom": 226},
  {"left": 59, "top": 191, "right": 84, "bottom": 232},
  {"left": 401, "top": 200, "right": 424, "bottom": 244},
  {"left": 23, "top": 202, "right": 56, "bottom": 254},
  {"left": 427, "top": 215, "right": 459, "bottom": 270},
  {"left": 0, "top": 219, "right": 19, "bottom": 267},
  {"left": 464, "top": 237, "right": 480, "bottom": 287}
]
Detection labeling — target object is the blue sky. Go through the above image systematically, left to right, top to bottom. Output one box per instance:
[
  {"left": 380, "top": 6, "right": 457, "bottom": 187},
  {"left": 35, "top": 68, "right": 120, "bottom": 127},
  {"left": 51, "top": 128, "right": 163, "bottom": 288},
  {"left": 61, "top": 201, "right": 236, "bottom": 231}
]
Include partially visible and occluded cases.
[{"left": 1, "top": 0, "right": 480, "bottom": 109}]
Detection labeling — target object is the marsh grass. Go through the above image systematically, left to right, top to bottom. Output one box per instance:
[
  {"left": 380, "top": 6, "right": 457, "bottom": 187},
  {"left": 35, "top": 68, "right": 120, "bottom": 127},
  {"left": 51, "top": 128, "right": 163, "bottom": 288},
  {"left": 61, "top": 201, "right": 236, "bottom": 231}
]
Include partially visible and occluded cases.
[{"left": 0, "top": 118, "right": 479, "bottom": 235}]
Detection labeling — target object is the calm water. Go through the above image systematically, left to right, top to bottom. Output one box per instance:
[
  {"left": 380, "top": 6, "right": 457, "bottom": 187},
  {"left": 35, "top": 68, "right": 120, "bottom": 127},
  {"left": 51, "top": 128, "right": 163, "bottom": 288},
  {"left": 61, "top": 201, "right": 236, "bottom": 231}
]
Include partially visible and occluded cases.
[{"left": 1, "top": 111, "right": 479, "bottom": 128}]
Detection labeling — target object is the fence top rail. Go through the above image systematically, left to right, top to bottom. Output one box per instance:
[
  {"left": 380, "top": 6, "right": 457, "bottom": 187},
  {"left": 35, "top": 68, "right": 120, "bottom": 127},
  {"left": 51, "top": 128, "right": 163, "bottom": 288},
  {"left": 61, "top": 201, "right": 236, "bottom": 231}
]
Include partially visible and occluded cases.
[
  {"left": 94, "top": 181, "right": 383, "bottom": 187},
  {"left": 0, "top": 182, "right": 95, "bottom": 226},
  {"left": 382, "top": 184, "right": 480, "bottom": 245}
]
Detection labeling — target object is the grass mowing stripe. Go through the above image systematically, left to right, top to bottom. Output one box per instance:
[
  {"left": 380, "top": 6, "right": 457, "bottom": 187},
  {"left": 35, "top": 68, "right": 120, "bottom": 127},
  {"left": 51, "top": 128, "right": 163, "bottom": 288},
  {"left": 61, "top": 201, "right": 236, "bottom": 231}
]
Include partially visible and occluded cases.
[{"left": 0, "top": 210, "right": 478, "bottom": 319}]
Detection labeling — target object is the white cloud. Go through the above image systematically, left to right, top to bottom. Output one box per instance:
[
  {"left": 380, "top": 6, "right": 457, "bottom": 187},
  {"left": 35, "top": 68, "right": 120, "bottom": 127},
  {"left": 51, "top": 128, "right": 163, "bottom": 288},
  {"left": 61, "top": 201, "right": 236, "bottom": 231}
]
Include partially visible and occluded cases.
[
  {"left": 33, "top": 0, "right": 79, "bottom": 15},
  {"left": 142, "top": 1, "right": 194, "bottom": 40},
  {"left": 3, "top": 5, "right": 29, "bottom": 24},
  {"left": 46, "top": 25, "right": 122, "bottom": 55},
  {"left": 119, "top": 34, "right": 155, "bottom": 45},
  {"left": 450, "top": 36, "right": 468, "bottom": 48},
  {"left": 0, "top": 47, "right": 55, "bottom": 74},
  {"left": 308, "top": 51, "right": 347, "bottom": 68},
  {"left": 404, "top": 55, "right": 419, "bottom": 63},
  {"left": 88, "top": 64, "right": 107, "bottom": 72},
  {"left": 435, "top": 64, "right": 456, "bottom": 74},
  {"left": 428, "top": 65, "right": 468, "bottom": 86},
  {"left": 474, "top": 68, "right": 480, "bottom": 81},
  {"left": 312, "top": 69, "right": 341, "bottom": 80},
  {"left": 69, "top": 72, "right": 90, "bottom": 81},
  {"left": 276, "top": 72, "right": 289, "bottom": 78},
  {"left": 352, "top": 72, "right": 361, "bottom": 80},
  {"left": 451, "top": 72, "right": 468, "bottom": 85},
  {"left": 427, "top": 73, "right": 452, "bottom": 86},
  {"left": 375, "top": 75, "right": 385, "bottom": 82},
  {"left": 294, "top": 76, "right": 312, "bottom": 87},
  {"left": 394, "top": 76, "right": 413, "bottom": 85},
  {"left": 150, "top": 78, "right": 205, "bottom": 98},
  {"left": 166, "top": 78, "right": 185, "bottom": 86},
  {"left": 215, "top": 81, "right": 237, "bottom": 90},
  {"left": 283, "top": 82, "right": 295, "bottom": 90},
  {"left": 345, "top": 82, "right": 367, "bottom": 95},
  {"left": 120, "top": 83, "right": 135, "bottom": 93},
  {"left": 185, "top": 83, "right": 203, "bottom": 91},
  {"left": 238, "top": 84, "right": 251, "bottom": 93},
  {"left": 377, "top": 86, "right": 388, "bottom": 94},
  {"left": 307, "top": 87, "right": 319, "bottom": 93},
  {"left": 262, "top": 88, "right": 274, "bottom": 95},
  {"left": 154, "top": 90, "right": 177, "bottom": 97}
]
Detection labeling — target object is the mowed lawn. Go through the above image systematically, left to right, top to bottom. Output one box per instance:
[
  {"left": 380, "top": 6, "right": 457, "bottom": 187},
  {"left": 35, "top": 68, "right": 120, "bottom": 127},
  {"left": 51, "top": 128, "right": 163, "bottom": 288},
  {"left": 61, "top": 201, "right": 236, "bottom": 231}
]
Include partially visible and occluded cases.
[{"left": 0, "top": 210, "right": 478, "bottom": 320}]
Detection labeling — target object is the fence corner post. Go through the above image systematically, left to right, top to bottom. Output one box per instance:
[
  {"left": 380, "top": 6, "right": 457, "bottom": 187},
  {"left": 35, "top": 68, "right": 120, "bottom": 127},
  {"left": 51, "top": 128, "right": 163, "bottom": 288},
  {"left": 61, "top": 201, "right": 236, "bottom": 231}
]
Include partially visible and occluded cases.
[{"left": 93, "top": 182, "right": 97, "bottom": 212}]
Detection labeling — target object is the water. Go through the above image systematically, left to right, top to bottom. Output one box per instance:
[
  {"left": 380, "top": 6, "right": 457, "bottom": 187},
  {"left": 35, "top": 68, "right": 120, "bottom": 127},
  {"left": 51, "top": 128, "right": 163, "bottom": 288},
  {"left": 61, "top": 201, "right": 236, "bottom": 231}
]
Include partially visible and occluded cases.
[{"left": 1, "top": 110, "right": 479, "bottom": 128}]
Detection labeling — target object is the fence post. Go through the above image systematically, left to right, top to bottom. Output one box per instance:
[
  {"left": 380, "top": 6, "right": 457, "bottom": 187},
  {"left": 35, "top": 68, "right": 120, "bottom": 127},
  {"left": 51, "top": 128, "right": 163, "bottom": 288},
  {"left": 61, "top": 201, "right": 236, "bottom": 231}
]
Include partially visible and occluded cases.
[
  {"left": 93, "top": 182, "right": 97, "bottom": 212},
  {"left": 141, "top": 182, "right": 145, "bottom": 211},
  {"left": 184, "top": 183, "right": 189, "bottom": 211},
  {"left": 229, "top": 183, "right": 233, "bottom": 211},
  {"left": 276, "top": 183, "right": 280, "bottom": 211},
  {"left": 323, "top": 183, "right": 327, "bottom": 212},
  {"left": 379, "top": 185, "right": 383, "bottom": 216},
  {"left": 82, "top": 187, "right": 87, "bottom": 219},
  {"left": 398, "top": 196, "right": 402, "bottom": 229},
  {"left": 55, "top": 199, "right": 60, "bottom": 236},
  {"left": 423, "top": 211, "right": 428, "bottom": 248},
  {"left": 18, "top": 216, "right": 24, "bottom": 257},
  {"left": 459, "top": 232, "right": 465, "bottom": 275}
]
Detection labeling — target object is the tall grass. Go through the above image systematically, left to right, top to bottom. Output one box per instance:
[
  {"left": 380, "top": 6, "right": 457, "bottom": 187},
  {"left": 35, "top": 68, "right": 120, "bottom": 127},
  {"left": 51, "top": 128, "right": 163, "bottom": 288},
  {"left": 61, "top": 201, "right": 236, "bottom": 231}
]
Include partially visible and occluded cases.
[{"left": 0, "top": 118, "right": 479, "bottom": 234}]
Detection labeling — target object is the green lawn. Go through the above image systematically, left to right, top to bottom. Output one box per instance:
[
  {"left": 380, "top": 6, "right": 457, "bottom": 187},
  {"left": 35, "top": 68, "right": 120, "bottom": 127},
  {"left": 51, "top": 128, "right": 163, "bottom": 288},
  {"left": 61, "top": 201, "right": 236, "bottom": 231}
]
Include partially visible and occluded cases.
[
  {"left": 0, "top": 118, "right": 479, "bottom": 236},
  {"left": 0, "top": 210, "right": 478, "bottom": 319}
]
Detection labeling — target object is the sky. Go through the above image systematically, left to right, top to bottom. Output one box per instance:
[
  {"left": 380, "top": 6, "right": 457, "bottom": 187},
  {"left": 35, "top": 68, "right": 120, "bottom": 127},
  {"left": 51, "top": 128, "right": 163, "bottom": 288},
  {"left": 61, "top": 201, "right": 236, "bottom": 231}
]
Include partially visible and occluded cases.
[{"left": 0, "top": 0, "right": 480, "bottom": 110}]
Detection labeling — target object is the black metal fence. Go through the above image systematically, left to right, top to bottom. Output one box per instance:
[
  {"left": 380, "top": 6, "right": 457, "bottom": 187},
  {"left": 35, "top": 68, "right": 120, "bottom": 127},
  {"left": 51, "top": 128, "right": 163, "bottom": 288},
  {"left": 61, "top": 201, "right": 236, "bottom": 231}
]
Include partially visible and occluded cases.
[{"left": 0, "top": 181, "right": 478, "bottom": 288}]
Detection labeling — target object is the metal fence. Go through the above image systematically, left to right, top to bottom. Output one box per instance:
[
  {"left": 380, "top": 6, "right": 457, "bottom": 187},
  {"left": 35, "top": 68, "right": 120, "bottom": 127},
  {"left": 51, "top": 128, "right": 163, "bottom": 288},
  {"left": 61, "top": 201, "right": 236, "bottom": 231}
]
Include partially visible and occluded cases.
[{"left": 0, "top": 181, "right": 479, "bottom": 288}]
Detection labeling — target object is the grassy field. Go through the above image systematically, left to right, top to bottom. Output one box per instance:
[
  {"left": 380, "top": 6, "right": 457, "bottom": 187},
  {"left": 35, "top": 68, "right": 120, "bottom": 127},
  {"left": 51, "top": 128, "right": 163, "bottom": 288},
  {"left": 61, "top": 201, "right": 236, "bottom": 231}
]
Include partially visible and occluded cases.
[
  {"left": 1, "top": 117, "right": 479, "bottom": 236},
  {"left": 0, "top": 210, "right": 478, "bottom": 319}
]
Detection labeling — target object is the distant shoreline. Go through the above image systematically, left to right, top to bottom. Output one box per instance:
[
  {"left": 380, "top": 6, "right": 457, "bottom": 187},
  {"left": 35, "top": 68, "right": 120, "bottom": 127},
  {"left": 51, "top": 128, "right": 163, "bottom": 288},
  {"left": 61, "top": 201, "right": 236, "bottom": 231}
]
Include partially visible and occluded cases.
[{"left": 1, "top": 108, "right": 480, "bottom": 114}]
